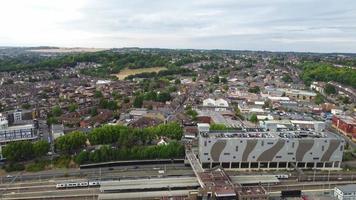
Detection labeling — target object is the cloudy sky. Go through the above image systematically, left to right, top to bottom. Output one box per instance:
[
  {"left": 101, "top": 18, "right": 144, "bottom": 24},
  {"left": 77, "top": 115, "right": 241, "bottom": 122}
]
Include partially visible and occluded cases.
[{"left": 0, "top": 0, "right": 356, "bottom": 52}]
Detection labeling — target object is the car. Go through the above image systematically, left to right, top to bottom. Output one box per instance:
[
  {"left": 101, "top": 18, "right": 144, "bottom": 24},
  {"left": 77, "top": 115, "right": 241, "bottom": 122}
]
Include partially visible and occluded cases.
[{"left": 6, "top": 175, "right": 13, "bottom": 178}]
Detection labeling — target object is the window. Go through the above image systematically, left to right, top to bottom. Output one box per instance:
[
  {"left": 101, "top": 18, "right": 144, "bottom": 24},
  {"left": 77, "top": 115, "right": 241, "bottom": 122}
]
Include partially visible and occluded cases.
[
  {"left": 204, "top": 141, "right": 207, "bottom": 146},
  {"left": 261, "top": 141, "right": 264, "bottom": 146},
  {"left": 267, "top": 142, "right": 274, "bottom": 145},
  {"left": 292, "top": 142, "right": 295, "bottom": 148},
  {"left": 340, "top": 145, "right": 343, "bottom": 151},
  {"left": 235, "top": 146, "right": 238, "bottom": 152},
  {"left": 322, "top": 146, "right": 324, "bottom": 151},
  {"left": 288, "top": 152, "right": 293, "bottom": 155},
  {"left": 204, "top": 153, "right": 208, "bottom": 155},
  {"left": 224, "top": 153, "right": 230, "bottom": 155},
  {"left": 276, "top": 156, "right": 282, "bottom": 158},
  {"left": 313, "top": 157, "right": 319, "bottom": 160}
]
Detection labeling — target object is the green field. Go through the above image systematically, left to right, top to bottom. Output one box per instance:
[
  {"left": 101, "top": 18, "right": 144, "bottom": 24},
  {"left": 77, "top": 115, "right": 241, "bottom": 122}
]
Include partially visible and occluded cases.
[{"left": 115, "top": 67, "right": 167, "bottom": 80}]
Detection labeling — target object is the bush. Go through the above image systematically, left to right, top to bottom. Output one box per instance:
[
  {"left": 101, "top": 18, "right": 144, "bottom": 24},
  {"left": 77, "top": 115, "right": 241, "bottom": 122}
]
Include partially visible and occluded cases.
[
  {"left": 53, "top": 156, "right": 72, "bottom": 168},
  {"left": 26, "top": 161, "right": 47, "bottom": 172},
  {"left": 4, "top": 163, "right": 25, "bottom": 172}
]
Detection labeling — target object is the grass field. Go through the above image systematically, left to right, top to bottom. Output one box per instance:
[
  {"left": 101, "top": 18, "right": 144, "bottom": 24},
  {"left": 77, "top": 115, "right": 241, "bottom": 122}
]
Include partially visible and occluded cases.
[{"left": 116, "top": 67, "right": 167, "bottom": 80}]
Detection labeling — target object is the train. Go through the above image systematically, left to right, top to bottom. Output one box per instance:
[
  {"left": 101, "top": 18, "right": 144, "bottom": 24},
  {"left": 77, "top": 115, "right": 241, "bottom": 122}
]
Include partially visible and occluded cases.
[{"left": 56, "top": 180, "right": 101, "bottom": 189}]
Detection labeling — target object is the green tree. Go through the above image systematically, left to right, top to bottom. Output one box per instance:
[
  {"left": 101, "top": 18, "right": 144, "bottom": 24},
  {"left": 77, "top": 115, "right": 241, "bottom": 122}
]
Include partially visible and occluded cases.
[
  {"left": 282, "top": 74, "right": 293, "bottom": 83},
  {"left": 324, "top": 84, "right": 337, "bottom": 95},
  {"left": 248, "top": 86, "right": 260, "bottom": 94},
  {"left": 94, "top": 90, "right": 103, "bottom": 98},
  {"left": 157, "top": 92, "right": 171, "bottom": 102},
  {"left": 314, "top": 93, "right": 325, "bottom": 105},
  {"left": 133, "top": 95, "right": 144, "bottom": 108},
  {"left": 21, "top": 103, "right": 31, "bottom": 110},
  {"left": 68, "top": 103, "right": 78, "bottom": 112},
  {"left": 52, "top": 106, "right": 62, "bottom": 117},
  {"left": 90, "top": 107, "right": 98, "bottom": 116},
  {"left": 185, "top": 108, "right": 198, "bottom": 121},
  {"left": 250, "top": 113, "right": 258, "bottom": 124},
  {"left": 47, "top": 117, "right": 58, "bottom": 125},
  {"left": 55, "top": 131, "right": 87, "bottom": 154},
  {"left": 33, "top": 140, "right": 50, "bottom": 157},
  {"left": 2, "top": 141, "right": 34, "bottom": 162},
  {"left": 75, "top": 151, "right": 90, "bottom": 164}
]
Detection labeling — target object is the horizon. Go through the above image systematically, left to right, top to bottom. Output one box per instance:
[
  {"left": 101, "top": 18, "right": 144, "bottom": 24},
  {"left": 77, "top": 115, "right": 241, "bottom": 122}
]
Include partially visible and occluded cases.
[
  {"left": 1, "top": 0, "right": 356, "bottom": 53},
  {"left": 2, "top": 45, "right": 356, "bottom": 55}
]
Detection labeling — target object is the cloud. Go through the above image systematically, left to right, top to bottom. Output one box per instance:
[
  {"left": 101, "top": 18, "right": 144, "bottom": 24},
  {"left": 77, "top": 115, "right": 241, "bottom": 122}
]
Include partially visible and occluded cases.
[{"left": 0, "top": 0, "right": 355, "bottom": 52}]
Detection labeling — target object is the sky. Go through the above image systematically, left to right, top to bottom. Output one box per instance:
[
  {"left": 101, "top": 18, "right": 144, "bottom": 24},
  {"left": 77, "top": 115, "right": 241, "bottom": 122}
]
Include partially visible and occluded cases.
[{"left": 0, "top": 0, "right": 356, "bottom": 53}]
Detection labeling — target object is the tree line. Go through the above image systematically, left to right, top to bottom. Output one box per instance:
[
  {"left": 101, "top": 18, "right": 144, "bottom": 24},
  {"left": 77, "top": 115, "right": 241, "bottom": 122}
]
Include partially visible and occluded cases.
[
  {"left": 54, "top": 122, "right": 183, "bottom": 155},
  {"left": 2, "top": 140, "right": 50, "bottom": 162},
  {"left": 75, "top": 141, "right": 184, "bottom": 165}
]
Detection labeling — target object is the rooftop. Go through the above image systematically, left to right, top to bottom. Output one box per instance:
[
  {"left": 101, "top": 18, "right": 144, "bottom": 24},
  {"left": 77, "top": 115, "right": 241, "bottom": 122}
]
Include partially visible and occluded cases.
[
  {"left": 336, "top": 115, "right": 356, "bottom": 125},
  {"left": 201, "top": 128, "right": 330, "bottom": 139},
  {"left": 336, "top": 184, "right": 356, "bottom": 193}
]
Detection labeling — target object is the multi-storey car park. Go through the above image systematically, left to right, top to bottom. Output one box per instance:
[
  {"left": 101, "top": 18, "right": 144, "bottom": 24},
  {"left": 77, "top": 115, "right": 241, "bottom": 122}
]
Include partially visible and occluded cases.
[{"left": 197, "top": 123, "right": 345, "bottom": 170}]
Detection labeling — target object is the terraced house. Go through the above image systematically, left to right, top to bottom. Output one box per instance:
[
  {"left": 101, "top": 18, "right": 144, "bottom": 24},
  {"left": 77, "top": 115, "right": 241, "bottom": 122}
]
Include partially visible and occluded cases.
[{"left": 198, "top": 123, "right": 344, "bottom": 170}]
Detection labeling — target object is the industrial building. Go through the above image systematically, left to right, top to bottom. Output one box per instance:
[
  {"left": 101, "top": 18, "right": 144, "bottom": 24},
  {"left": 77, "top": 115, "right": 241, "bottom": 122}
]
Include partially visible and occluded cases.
[{"left": 198, "top": 123, "right": 344, "bottom": 170}]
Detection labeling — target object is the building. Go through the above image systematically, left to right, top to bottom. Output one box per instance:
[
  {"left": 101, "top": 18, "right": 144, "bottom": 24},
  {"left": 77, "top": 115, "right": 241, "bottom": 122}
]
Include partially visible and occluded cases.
[
  {"left": 310, "top": 81, "right": 326, "bottom": 94},
  {"left": 265, "top": 87, "right": 317, "bottom": 102},
  {"left": 202, "top": 98, "right": 229, "bottom": 111},
  {"left": 13, "top": 110, "right": 22, "bottom": 122},
  {"left": 197, "top": 110, "right": 242, "bottom": 128},
  {"left": 0, "top": 113, "right": 38, "bottom": 158},
  {"left": 332, "top": 115, "right": 356, "bottom": 141},
  {"left": 260, "top": 120, "right": 326, "bottom": 132},
  {"left": 51, "top": 124, "right": 64, "bottom": 140},
  {"left": 198, "top": 124, "right": 344, "bottom": 170},
  {"left": 334, "top": 184, "right": 356, "bottom": 200}
]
